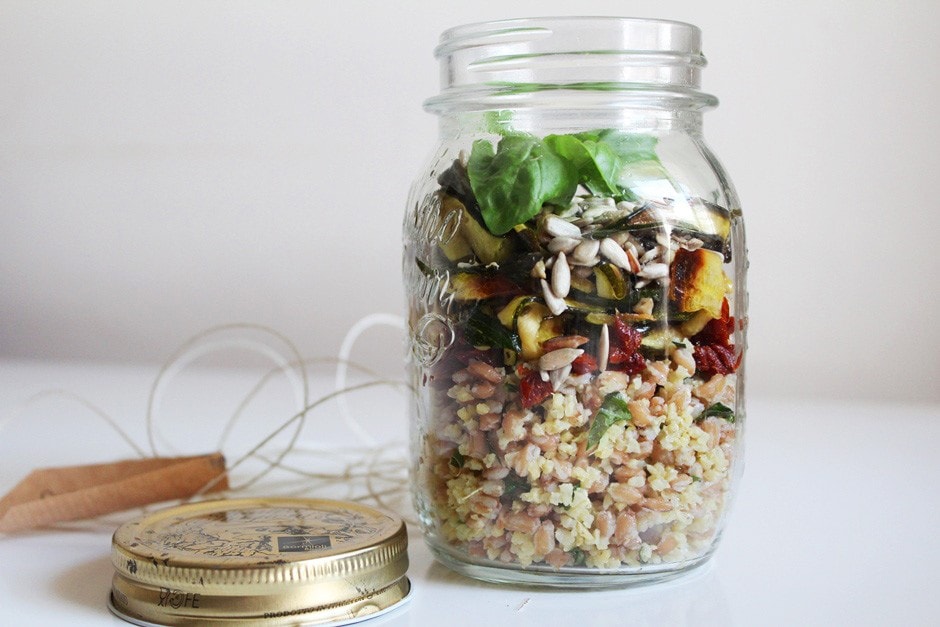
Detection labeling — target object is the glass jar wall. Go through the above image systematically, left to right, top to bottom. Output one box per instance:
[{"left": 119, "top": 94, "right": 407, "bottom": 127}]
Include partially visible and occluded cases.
[{"left": 403, "top": 17, "right": 747, "bottom": 587}]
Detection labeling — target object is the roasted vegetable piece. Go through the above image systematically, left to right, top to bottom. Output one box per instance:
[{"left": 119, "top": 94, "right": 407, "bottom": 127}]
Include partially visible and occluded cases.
[
  {"left": 437, "top": 194, "right": 473, "bottom": 261},
  {"left": 438, "top": 194, "right": 515, "bottom": 265},
  {"left": 692, "top": 201, "right": 732, "bottom": 240},
  {"left": 458, "top": 206, "right": 515, "bottom": 265},
  {"left": 669, "top": 248, "right": 729, "bottom": 318},
  {"left": 594, "top": 263, "right": 628, "bottom": 300},
  {"left": 450, "top": 272, "right": 521, "bottom": 301},
  {"left": 497, "top": 295, "right": 536, "bottom": 328},
  {"left": 498, "top": 298, "right": 563, "bottom": 361},
  {"left": 465, "top": 307, "right": 521, "bottom": 352},
  {"left": 680, "top": 309, "right": 713, "bottom": 337},
  {"left": 640, "top": 326, "right": 685, "bottom": 353}
]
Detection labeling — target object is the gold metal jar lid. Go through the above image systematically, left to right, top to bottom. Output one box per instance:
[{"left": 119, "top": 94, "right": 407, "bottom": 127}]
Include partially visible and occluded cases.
[{"left": 109, "top": 498, "right": 410, "bottom": 626}]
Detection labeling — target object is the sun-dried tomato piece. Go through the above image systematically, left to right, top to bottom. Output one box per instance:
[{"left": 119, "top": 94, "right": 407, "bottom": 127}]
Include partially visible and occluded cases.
[
  {"left": 691, "top": 299, "right": 740, "bottom": 375},
  {"left": 693, "top": 299, "right": 735, "bottom": 347},
  {"left": 607, "top": 315, "right": 646, "bottom": 375},
  {"left": 612, "top": 316, "right": 643, "bottom": 353},
  {"left": 694, "top": 344, "right": 740, "bottom": 376},
  {"left": 609, "top": 350, "right": 646, "bottom": 375},
  {"left": 570, "top": 353, "right": 598, "bottom": 375},
  {"left": 519, "top": 370, "right": 553, "bottom": 408}
]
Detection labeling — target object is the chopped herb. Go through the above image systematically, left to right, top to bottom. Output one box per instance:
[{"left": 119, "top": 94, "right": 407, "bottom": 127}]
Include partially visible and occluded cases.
[
  {"left": 466, "top": 307, "right": 521, "bottom": 352},
  {"left": 586, "top": 391, "right": 632, "bottom": 451},
  {"left": 699, "top": 402, "right": 735, "bottom": 423},
  {"left": 449, "top": 451, "right": 465, "bottom": 469},
  {"left": 502, "top": 472, "right": 531, "bottom": 501},
  {"left": 691, "top": 475, "right": 702, "bottom": 483},
  {"left": 569, "top": 548, "right": 586, "bottom": 566}
]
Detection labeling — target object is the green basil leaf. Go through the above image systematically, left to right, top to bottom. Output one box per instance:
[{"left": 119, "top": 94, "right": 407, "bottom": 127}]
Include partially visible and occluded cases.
[
  {"left": 483, "top": 110, "right": 515, "bottom": 135},
  {"left": 590, "top": 130, "right": 659, "bottom": 164},
  {"left": 592, "top": 130, "right": 676, "bottom": 199},
  {"left": 544, "top": 134, "right": 621, "bottom": 197},
  {"left": 468, "top": 135, "right": 578, "bottom": 235},
  {"left": 466, "top": 307, "right": 521, "bottom": 352},
  {"left": 587, "top": 391, "right": 632, "bottom": 451},
  {"left": 700, "top": 402, "right": 735, "bottom": 423}
]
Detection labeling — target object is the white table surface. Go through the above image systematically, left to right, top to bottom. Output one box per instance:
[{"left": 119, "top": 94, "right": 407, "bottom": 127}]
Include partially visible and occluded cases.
[{"left": 0, "top": 357, "right": 937, "bottom": 626}]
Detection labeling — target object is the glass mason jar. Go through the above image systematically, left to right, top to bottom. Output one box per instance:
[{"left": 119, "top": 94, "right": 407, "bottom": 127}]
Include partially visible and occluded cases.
[{"left": 403, "top": 17, "right": 747, "bottom": 587}]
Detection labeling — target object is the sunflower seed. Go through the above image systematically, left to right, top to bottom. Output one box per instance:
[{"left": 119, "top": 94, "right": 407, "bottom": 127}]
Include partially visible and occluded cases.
[
  {"left": 545, "top": 215, "right": 581, "bottom": 238},
  {"left": 609, "top": 231, "right": 632, "bottom": 246},
  {"left": 548, "top": 236, "right": 581, "bottom": 254},
  {"left": 571, "top": 238, "right": 601, "bottom": 265},
  {"left": 600, "top": 238, "right": 633, "bottom": 271},
  {"left": 624, "top": 247, "right": 641, "bottom": 274},
  {"left": 640, "top": 247, "right": 660, "bottom": 264},
  {"left": 551, "top": 252, "right": 571, "bottom": 298},
  {"left": 638, "top": 263, "right": 669, "bottom": 280},
  {"left": 540, "top": 279, "right": 567, "bottom": 315},
  {"left": 599, "top": 324, "right": 610, "bottom": 372},
  {"left": 539, "top": 348, "right": 584, "bottom": 372},
  {"left": 549, "top": 364, "right": 573, "bottom": 391}
]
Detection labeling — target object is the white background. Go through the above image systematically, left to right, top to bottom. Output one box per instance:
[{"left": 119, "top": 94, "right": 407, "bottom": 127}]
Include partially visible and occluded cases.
[{"left": 2, "top": 0, "right": 939, "bottom": 403}]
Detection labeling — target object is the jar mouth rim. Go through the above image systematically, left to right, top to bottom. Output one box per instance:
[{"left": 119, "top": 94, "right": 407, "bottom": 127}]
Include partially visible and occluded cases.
[
  {"left": 431, "top": 16, "right": 714, "bottom": 108},
  {"left": 435, "top": 16, "right": 704, "bottom": 59}
]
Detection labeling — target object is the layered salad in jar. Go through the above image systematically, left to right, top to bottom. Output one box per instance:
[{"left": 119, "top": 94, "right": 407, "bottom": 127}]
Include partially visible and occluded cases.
[{"left": 407, "top": 128, "right": 743, "bottom": 575}]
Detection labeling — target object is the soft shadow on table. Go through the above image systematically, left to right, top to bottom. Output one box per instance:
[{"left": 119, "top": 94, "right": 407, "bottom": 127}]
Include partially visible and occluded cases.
[
  {"left": 51, "top": 555, "right": 115, "bottom": 613},
  {"left": 422, "top": 559, "right": 733, "bottom": 626}
]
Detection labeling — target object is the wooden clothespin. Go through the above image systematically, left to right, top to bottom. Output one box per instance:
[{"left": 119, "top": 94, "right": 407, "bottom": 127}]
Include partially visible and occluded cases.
[{"left": 0, "top": 453, "right": 228, "bottom": 534}]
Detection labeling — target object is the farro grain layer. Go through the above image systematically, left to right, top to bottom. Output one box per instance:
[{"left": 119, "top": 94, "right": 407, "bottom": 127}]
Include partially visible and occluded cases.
[{"left": 421, "top": 350, "right": 736, "bottom": 570}]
